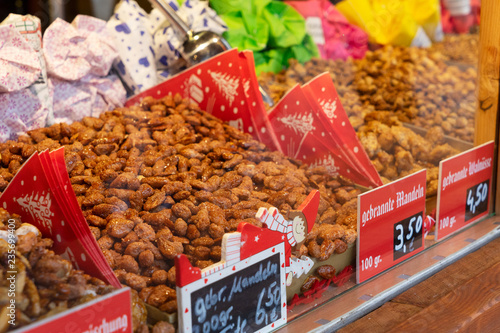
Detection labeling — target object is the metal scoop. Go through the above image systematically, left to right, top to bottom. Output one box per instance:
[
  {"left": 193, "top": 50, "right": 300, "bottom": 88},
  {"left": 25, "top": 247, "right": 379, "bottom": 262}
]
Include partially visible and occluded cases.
[{"left": 149, "top": 0, "right": 274, "bottom": 106}]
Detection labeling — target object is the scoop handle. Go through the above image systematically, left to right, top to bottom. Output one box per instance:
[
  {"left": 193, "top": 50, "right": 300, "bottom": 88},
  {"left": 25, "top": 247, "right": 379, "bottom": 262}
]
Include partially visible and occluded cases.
[{"left": 149, "top": 0, "right": 191, "bottom": 38}]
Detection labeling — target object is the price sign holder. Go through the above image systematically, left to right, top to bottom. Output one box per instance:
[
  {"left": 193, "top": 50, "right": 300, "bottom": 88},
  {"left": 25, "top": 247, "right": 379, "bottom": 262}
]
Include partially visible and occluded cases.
[
  {"left": 435, "top": 141, "right": 495, "bottom": 241},
  {"left": 357, "top": 170, "right": 427, "bottom": 284},
  {"left": 176, "top": 223, "right": 287, "bottom": 333}
]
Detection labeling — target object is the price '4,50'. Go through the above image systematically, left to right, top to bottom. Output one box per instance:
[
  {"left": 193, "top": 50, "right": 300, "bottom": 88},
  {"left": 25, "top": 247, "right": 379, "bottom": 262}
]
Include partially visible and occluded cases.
[{"left": 466, "top": 182, "right": 488, "bottom": 215}]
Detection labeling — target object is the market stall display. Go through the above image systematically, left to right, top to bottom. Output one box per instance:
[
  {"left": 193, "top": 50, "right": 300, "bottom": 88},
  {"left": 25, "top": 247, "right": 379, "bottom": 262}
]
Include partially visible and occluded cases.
[
  {"left": 0, "top": 0, "right": 489, "bottom": 331},
  {"left": 0, "top": 92, "right": 360, "bottom": 314}
]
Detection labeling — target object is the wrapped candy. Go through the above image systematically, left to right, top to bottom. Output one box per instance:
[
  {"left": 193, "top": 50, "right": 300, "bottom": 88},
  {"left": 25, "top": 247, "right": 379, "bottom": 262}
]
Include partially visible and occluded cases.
[
  {"left": 107, "top": 0, "right": 157, "bottom": 93},
  {"left": 108, "top": 0, "right": 227, "bottom": 94},
  {"left": 150, "top": 0, "right": 227, "bottom": 80},
  {"left": 209, "top": 0, "right": 319, "bottom": 74},
  {"left": 286, "top": 0, "right": 369, "bottom": 60},
  {"left": 0, "top": 15, "right": 52, "bottom": 142},
  {"left": 43, "top": 15, "right": 126, "bottom": 124}
]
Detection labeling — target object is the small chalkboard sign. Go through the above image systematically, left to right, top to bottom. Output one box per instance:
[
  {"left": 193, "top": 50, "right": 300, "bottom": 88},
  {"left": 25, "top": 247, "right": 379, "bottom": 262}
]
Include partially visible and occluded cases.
[{"left": 176, "top": 225, "right": 287, "bottom": 333}]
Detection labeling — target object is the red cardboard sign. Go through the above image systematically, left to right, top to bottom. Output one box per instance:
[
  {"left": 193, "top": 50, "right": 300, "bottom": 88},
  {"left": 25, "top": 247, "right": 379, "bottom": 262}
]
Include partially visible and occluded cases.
[
  {"left": 125, "top": 49, "right": 280, "bottom": 150},
  {"left": 302, "top": 73, "right": 383, "bottom": 188},
  {"left": 267, "top": 84, "right": 372, "bottom": 187},
  {"left": 435, "top": 141, "right": 495, "bottom": 240},
  {"left": 0, "top": 150, "right": 120, "bottom": 287},
  {"left": 357, "top": 170, "right": 427, "bottom": 283},
  {"left": 176, "top": 224, "right": 287, "bottom": 333},
  {"left": 15, "top": 288, "right": 132, "bottom": 333}
]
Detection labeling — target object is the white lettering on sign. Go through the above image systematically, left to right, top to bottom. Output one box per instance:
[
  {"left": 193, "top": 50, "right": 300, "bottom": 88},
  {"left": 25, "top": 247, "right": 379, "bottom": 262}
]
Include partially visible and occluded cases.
[
  {"left": 305, "top": 17, "right": 325, "bottom": 45},
  {"left": 441, "top": 157, "right": 494, "bottom": 191},
  {"left": 469, "top": 157, "right": 492, "bottom": 176},
  {"left": 442, "top": 166, "right": 467, "bottom": 191},
  {"left": 396, "top": 185, "right": 425, "bottom": 208},
  {"left": 361, "top": 198, "right": 395, "bottom": 227},
  {"left": 440, "top": 215, "right": 457, "bottom": 230},
  {"left": 228, "top": 261, "right": 278, "bottom": 302},
  {"left": 82, "top": 314, "right": 128, "bottom": 333}
]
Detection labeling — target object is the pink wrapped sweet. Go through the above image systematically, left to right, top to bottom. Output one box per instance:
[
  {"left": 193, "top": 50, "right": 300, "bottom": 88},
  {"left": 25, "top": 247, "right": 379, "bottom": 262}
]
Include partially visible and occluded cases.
[
  {"left": 286, "top": 0, "right": 368, "bottom": 60},
  {"left": 43, "top": 15, "right": 126, "bottom": 124},
  {"left": 0, "top": 16, "right": 49, "bottom": 142}
]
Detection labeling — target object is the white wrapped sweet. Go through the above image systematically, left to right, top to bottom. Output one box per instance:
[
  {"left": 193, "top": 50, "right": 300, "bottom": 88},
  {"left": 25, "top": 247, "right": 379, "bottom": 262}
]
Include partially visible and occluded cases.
[
  {"left": 107, "top": 0, "right": 158, "bottom": 94},
  {"left": 108, "top": 0, "right": 227, "bottom": 94},
  {"left": 0, "top": 15, "right": 51, "bottom": 142},
  {"left": 43, "top": 15, "right": 127, "bottom": 124}
]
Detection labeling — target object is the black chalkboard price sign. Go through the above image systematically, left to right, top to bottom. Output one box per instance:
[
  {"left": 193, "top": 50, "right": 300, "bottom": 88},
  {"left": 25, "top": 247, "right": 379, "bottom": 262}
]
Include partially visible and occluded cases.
[
  {"left": 465, "top": 179, "right": 489, "bottom": 222},
  {"left": 393, "top": 211, "right": 423, "bottom": 261},
  {"left": 177, "top": 241, "right": 287, "bottom": 333}
]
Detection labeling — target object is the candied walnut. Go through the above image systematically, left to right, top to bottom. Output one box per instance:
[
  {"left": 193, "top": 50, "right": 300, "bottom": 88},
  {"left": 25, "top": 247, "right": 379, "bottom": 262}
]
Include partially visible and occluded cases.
[
  {"left": 378, "top": 131, "right": 395, "bottom": 151},
  {"left": 395, "top": 149, "right": 414, "bottom": 172},
  {"left": 319, "top": 207, "right": 337, "bottom": 225},
  {"left": 318, "top": 224, "right": 345, "bottom": 242},
  {"left": 343, "top": 229, "right": 357, "bottom": 244},
  {"left": 16, "top": 232, "right": 37, "bottom": 254},
  {"left": 319, "top": 239, "right": 335, "bottom": 261},
  {"left": 334, "top": 239, "right": 348, "bottom": 254},
  {"left": 307, "top": 240, "right": 321, "bottom": 258},
  {"left": 34, "top": 254, "right": 73, "bottom": 286},
  {"left": 317, "top": 265, "right": 336, "bottom": 279},
  {"left": 301, "top": 276, "right": 320, "bottom": 293}
]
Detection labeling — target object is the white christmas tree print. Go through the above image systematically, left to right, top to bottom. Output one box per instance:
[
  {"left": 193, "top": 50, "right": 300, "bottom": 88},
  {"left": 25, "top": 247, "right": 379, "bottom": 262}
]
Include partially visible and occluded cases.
[
  {"left": 210, "top": 71, "right": 239, "bottom": 106},
  {"left": 243, "top": 79, "right": 250, "bottom": 99},
  {"left": 320, "top": 99, "right": 337, "bottom": 119},
  {"left": 278, "top": 113, "right": 315, "bottom": 159},
  {"left": 278, "top": 113, "right": 315, "bottom": 135},
  {"left": 311, "top": 154, "right": 339, "bottom": 176},
  {"left": 15, "top": 191, "right": 55, "bottom": 235},
  {"left": 288, "top": 256, "right": 314, "bottom": 283}
]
